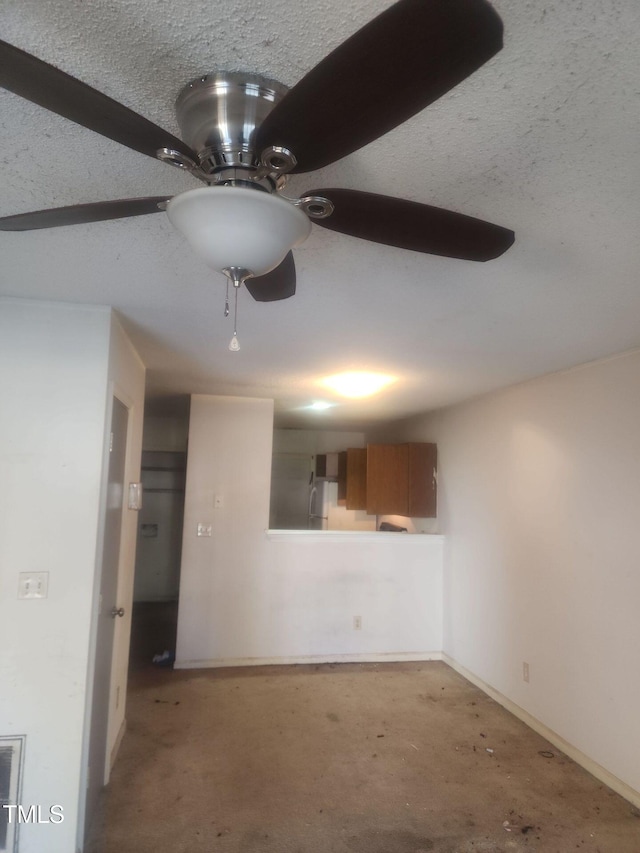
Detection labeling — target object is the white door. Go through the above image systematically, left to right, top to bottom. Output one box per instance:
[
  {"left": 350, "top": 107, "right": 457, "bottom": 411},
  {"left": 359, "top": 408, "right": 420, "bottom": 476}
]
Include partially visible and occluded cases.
[{"left": 85, "top": 398, "right": 128, "bottom": 839}]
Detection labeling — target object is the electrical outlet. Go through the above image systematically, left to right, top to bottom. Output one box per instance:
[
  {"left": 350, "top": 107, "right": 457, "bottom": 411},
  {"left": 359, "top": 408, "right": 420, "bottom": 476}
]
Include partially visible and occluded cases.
[
  {"left": 197, "top": 523, "right": 212, "bottom": 537},
  {"left": 18, "top": 572, "right": 49, "bottom": 599},
  {"left": 353, "top": 615, "right": 362, "bottom": 630},
  {"left": 523, "top": 662, "right": 530, "bottom": 683}
]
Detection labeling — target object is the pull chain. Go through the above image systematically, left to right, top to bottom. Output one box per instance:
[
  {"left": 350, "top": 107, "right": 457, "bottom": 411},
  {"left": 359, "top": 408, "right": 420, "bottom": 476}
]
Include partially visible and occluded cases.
[
  {"left": 222, "top": 267, "right": 248, "bottom": 351},
  {"left": 229, "top": 284, "right": 240, "bottom": 351}
]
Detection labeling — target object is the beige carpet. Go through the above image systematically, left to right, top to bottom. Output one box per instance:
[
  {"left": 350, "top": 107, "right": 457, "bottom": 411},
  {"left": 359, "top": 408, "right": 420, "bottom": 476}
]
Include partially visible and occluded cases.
[{"left": 86, "top": 660, "right": 640, "bottom": 852}]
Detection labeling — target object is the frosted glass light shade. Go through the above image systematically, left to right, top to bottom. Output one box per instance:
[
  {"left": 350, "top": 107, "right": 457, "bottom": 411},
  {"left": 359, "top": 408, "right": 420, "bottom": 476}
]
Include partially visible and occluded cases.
[{"left": 167, "top": 186, "right": 311, "bottom": 277}]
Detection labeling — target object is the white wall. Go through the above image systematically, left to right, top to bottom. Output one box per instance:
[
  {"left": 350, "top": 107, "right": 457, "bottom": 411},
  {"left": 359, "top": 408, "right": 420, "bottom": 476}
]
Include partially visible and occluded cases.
[
  {"left": 0, "top": 299, "right": 111, "bottom": 853},
  {"left": 0, "top": 300, "right": 145, "bottom": 852},
  {"left": 386, "top": 349, "right": 640, "bottom": 801},
  {"left": 176, "top": 395, "right": 273, "bottom": 664},
  {"left": 176, "top": 396, "right": 442, "bottom": 667},
  {"left": 272, "top": 428, "right": 367, "bottom": 454},
  {"left": 258, "top": 533, "right": 443, "bottom": 662}
]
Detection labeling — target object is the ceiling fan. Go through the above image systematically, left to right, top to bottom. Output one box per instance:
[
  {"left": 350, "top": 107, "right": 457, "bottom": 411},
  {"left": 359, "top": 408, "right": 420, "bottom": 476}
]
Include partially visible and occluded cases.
[{"left": 0, "top": 0, "right": 514, "bottom": 303}]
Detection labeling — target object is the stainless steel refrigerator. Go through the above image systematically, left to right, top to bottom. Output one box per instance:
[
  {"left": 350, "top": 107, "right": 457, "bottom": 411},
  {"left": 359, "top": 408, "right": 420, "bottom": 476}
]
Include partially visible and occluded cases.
[{"left": 308, "top": 477, "right": 332, "bottom": 530}]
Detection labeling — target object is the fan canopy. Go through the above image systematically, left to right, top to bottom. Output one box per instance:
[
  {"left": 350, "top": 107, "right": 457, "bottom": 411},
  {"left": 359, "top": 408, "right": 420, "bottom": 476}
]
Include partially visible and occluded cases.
[{"left": 174, "top": 72, "right": 289, "bottom": 175}]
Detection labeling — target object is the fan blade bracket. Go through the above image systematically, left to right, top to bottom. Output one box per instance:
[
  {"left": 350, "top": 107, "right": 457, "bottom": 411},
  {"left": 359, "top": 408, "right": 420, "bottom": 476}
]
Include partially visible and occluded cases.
[
  {"left": 259, "top": 146, "right": 297, "bottom": 175},
  {"left": 243, "top": 147, "right": 298, "bottom": 187},
  {"left": 156, "top": 148, "right": 208, "bottom": 182},
  {"left": 294, "top": 195, "right": 334, "bottom": 219}
]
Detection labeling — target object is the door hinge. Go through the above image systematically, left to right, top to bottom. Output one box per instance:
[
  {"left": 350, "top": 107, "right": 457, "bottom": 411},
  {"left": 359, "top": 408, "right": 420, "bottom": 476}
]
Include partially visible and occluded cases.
[{"left": 109, "top": 431, "right": 114, "bottom": 453}]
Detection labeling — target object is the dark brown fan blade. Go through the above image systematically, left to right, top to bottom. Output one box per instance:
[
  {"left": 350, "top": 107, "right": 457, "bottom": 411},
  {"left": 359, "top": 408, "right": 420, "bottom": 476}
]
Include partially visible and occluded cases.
[
  {"left": 256, "top": 0, "right": 503, "bottom": 174},
  {"left": 0, "top": 40, "right": 196, "bottom": 162},
  {"left": 305, "top": 189, "right": 514, "bottom": 261},
  {"left": 0, "top": 197, "right": 170, "bottom": 231},
  {"left": 244, "top": 253, "right": 296, "bottom": 302}
]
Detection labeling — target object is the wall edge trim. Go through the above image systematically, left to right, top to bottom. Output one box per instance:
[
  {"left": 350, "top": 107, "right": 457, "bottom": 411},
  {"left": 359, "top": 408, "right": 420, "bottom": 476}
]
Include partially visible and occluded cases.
[
  {"left": 265, "top": 530, "right": 443, "bottom": 544},
  {"left": 174, "top": 651, "right": 443, "bottom": 669},
  {"left": 442, "top": 653, "right": 640, "bottom": 810},
  {"left": 109, "top": 718, "right": 127, "bottom": 774}
]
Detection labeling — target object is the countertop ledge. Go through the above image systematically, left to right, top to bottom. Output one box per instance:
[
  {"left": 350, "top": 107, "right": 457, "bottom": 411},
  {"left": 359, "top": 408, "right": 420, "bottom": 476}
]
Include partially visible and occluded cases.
[{"left": 265, "top": 530, "right": 444, "bottom": 543}]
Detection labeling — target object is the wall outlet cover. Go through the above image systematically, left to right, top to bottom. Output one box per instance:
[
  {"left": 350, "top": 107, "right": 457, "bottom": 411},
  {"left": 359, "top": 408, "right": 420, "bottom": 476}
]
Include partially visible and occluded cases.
[{"left": 18, "top": 572, "right": 49, "bottom": 599}]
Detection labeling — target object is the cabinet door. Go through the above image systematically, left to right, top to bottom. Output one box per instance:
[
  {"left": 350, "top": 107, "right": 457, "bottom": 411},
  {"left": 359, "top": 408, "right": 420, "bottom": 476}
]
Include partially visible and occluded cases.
[
  {"left": 408, "top": 443, "right": 437, "bottom": 517},
  {"left": 366, "top": 444, "right": 409, "bottom": 515},
  {"left": 346, "top": 448, "right": 367, "bottom": 510},
  {"left": 337, "top": 451, "right": 348, "bottom": 505},
  {"left": 315, "top": 454, "right": 327, "bottom": 477}
]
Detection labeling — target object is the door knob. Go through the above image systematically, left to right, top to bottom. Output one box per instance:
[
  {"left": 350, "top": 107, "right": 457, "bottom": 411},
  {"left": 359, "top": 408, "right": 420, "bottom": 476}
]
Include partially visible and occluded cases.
[{"left": 111, "top": 606, "right": 125, "bottom": 618}]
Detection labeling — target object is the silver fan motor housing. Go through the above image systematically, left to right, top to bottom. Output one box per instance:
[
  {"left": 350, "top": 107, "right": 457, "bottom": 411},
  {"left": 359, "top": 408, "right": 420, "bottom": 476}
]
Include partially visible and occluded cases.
[{"left": 175, "top": 72, "right": 289, "bottom": 175}]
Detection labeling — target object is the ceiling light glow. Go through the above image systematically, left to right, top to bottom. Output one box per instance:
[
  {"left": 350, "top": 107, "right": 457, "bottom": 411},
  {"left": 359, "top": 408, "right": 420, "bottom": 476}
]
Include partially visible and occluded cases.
[
  {"left": 321, "top": 371, "right": 396, "bottom": 399},
  {"left": 309, "top": 401, "right": 334, "bottom": 411}
]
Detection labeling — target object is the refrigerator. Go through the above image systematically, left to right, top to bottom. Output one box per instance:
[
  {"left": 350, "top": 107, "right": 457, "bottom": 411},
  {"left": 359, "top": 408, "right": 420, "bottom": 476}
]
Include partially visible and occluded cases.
[{"left": 308, "top": 477, "right": 332, "bottom": 530}]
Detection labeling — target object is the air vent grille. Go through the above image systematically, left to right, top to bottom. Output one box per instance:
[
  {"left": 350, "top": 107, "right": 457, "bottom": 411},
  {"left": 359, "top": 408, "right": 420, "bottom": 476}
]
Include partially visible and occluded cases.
[{"left": 0, "top": 737, "right": 25, "bottom": 853}]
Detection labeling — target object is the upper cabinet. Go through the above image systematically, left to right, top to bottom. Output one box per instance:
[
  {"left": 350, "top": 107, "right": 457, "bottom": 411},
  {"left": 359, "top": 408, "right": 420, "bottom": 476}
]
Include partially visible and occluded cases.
[
  {"left": 366, "top": 443, "right": 437, "bottom": 518},
  {"left": 345, "top": 448, "right": 367, "bottom": 511},
  {"left": 337, "top": 450, "right": 348, "bottom": 505},
  {"left": 315, "top": 452, "right": 340, "bottom": 479}
]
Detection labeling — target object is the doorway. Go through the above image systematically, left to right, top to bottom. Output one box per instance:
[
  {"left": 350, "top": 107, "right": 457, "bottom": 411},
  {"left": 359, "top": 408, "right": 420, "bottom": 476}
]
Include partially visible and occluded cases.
[{"left": 129, "top": 450, "right": 186, "bottom": 669}]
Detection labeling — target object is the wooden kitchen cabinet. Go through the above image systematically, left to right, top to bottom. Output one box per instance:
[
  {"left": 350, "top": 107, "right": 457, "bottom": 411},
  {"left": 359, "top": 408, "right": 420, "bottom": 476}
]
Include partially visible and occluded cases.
[
  {"left": 366, "top": 442, "right": 437, "bottom": 517},
  {"left": 407, "top": 442, "right": 437, "bottom": 517},
  {"left": 365, "top": 444, "right": 408, "bottom": 515},
  {"left": 345, "top": 448, "right": 367, "bottom": 510},
  {"left": 337, "top": 450, "right": 347, "bottom": 505},
  {"left": 315, "top": 452, "right": 340, "bottom": 479},
  {"left": 315, "top": 453, "right": 327, "bottom": 478}
]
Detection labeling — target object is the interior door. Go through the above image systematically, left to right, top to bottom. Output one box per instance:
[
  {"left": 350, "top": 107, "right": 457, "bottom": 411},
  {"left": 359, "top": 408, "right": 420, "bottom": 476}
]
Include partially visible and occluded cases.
[{"left": 85, "top": 397, "right": 128, "bottom": 839}]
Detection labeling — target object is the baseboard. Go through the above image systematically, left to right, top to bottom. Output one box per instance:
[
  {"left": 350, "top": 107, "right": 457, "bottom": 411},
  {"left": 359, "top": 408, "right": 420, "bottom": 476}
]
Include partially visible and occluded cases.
[
  {"left": 174, "top": 651, "right": 443, "bottom": 669},
  {"left": 442, "top": 653, "right": 640, "bottom": 810},
  {"left": 109, "top": 718, "right": 127, "bottom": 773}
]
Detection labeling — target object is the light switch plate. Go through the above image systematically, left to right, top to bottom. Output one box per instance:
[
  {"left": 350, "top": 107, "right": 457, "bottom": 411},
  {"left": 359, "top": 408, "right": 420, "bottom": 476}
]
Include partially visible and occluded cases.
[
  {"left": 128, "top": 482, "right": 143, "bottom": 511},
  {"left": 197, "top": 523, "right": 212, "bottom": 537},
  {"left": 18, "top": 572, "right": 49, "bottom": 599}
]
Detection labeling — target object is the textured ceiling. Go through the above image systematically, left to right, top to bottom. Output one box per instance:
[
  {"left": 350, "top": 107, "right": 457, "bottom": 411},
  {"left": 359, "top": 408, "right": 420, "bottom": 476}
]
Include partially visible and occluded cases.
[{"left": 1, "top": 0, "right": 639, "bottom": 429}]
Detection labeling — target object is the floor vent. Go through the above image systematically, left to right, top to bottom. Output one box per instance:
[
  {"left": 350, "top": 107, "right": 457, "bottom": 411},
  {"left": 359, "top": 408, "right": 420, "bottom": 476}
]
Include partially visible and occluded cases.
[{"left": 0, "top": 737, "right": 25, "bottom": 853}]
